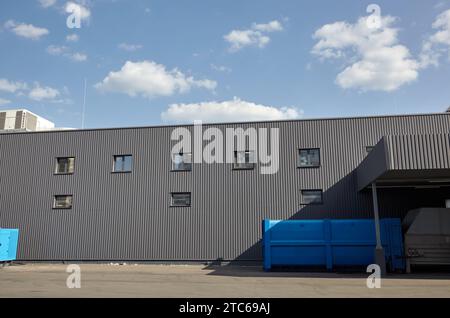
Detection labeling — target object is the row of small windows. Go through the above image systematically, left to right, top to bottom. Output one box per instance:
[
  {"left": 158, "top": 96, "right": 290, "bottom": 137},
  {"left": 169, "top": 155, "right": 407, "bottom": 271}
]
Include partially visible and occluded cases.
[
  {"left": 52, "top": 145, "right": 373, "bottom": 209},
  {"left": 55, "top": 146, "right": 374, "bottom": 174},
  {"left": 55, "top": 155, "right": 133, "bottom": 174},
  {"left": 52, "top": 190, "right": 324, "bottom": 210},
  {"left": 169, "top": 191, "right": 324, "bottom": 206},
  {"left": 52, "top": 192, "right": 192, "bottom": 209}
]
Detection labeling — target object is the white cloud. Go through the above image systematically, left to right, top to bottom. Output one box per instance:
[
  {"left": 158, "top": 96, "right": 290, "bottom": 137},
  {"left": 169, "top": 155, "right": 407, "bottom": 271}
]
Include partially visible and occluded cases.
[
  {"left": 38, "top": 0, "right": 57, "bottom": 8},
  {"left": 65, "top": 1, "right": 91, "bottom": 21},
  {"left": 420, "top": 9, "right": 450, "bottom": 68},
  {"left": 312, "top": 15, "right": 419, "bottom": 92},
  {"left": 4, "top": 20, "right": 49, "bottom": 40},
  {"left": 224, "top": 20, "right": 283, "bottom": 52},
  {"left": 252, "top": 20, "right": 283, "bottom": 32},
  {"left": 66, "top": 33, "right": 79, "bottom": 42},
  {"left": 118, "top": 43, "right": 143, "bottom": 51},
  {"left": 46, "top": 44, "right": 69, "bottom": 55},
  {"left": 46, "top": 45, "right": 87, "bottom": 62},
  {"left": 70, "top": 52, "right": 87, "bottom": 61},
  {"left": 95, "top": 60, "right": 217, "bottom": 98},
  {"left": 211, "top": 64, "right": 232, "bottom": 73},
  {"left": 0, "top": 78, "right": 28, "bottom": 93},
  {"left": 0, "top": 78, "right": 68, "bottom": 103},
  {"left": 28, "top": 84, "right": 60, "bottom": 101},
  {"left": 161, "top": 97, "right": 301, "bottom": 123},
  {"left": 0, "top": 98, "right": 11, "bottom": 105}
]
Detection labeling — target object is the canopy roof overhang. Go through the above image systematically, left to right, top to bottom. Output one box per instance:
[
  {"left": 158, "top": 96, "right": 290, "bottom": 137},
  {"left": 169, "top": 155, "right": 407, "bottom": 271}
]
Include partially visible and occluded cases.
[{"left": 356, "top": 134, "right": 450, "bottom": 191}]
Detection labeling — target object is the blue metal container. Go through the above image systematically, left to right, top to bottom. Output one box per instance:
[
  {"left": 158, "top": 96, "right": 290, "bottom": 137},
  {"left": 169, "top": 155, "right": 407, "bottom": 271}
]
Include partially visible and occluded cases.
[
  {"left": 262, "top": 219, "right": 405, "bottom": 272},
  {"left": 0, "top": 229, "right": 19, "bottom": 262}
]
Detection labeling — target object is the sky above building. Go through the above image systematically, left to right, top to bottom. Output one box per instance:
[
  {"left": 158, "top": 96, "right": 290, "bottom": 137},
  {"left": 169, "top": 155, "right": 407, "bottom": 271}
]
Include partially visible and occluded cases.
[{"left": 1, "top": 0, "right": 450, "bottom": 128}]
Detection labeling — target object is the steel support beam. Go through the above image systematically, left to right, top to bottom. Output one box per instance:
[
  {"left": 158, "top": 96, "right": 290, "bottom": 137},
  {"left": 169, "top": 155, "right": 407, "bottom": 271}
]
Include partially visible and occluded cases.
[{"left": 372, "top": 182, "right": 387, "bottom": 276}]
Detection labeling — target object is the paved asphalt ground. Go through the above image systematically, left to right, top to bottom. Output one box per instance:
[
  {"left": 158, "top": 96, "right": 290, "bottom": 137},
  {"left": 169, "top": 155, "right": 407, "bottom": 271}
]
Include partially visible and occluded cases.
[{"left": 1, "top": 263, "right": 450, "bottom": 297}]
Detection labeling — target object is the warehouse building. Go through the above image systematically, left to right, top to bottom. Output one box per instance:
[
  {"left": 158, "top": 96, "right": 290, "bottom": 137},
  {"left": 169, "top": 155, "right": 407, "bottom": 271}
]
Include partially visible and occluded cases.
[{"left": 0, "top": 110, "right": 449, "bottom": 262}]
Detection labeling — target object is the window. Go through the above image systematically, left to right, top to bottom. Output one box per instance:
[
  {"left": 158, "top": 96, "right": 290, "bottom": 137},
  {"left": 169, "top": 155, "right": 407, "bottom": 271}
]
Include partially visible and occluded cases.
[
  {"left": 366, "top": 146, "right": 374, "bottom": 153},
  {"left": 298, "top": 148, "right": 320, "bottom": 168},
  {"left": 233, "top": 150, "right": 255, "bottom": 170},
  {"left": 172, "top": 152, "right": 192, "bottom": 171},
  {"left": 113, "top": 155, "right": 132, "bottom": 172},
  {"left": 55, "top": 157, "right": 75, "bottom": 174},
  {"left": 301, "top": 190, "right": 323, "bottom": 205},
  {"left": 171, "top": 192, "right": 191, "bottom": 207},
  {"left": 53, "top": 195, "right": 73, "bottom": 209}
]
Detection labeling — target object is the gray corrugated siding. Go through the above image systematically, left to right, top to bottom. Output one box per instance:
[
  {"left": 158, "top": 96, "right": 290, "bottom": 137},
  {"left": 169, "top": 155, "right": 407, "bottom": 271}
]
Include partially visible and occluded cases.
[
  {"left": 1, "top": 113, "right": 450, "bottom": 261},
  {"left": 357, "top": 133, "right": 450, "bottom": 189},
  {"left": 385, "top": 134, "right": 450, "bottom": 170},
  {"left": 356, "top": 138, "right": 389, "bottom": 190}
]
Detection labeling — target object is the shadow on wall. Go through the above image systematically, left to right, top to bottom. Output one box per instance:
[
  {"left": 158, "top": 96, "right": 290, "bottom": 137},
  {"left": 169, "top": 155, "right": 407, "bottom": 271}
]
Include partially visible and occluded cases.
[{"left": 205, "top": 171, "right": 450, "bottom": 276}]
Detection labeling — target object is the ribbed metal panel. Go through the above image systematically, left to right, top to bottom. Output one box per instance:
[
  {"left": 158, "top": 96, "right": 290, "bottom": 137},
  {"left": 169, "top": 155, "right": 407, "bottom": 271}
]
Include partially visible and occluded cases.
[
  {"left": 0, "top": 113, "right": 450, "bottom": 261},
  {"left": 385, "top": 134, "right": 450, "bottom": 170}
]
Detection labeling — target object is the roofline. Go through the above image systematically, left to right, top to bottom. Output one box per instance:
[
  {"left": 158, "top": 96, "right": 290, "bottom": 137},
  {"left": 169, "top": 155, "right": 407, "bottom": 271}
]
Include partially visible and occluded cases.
[{"left": 1, "top": 111, "right": 449, "bottom": 136}]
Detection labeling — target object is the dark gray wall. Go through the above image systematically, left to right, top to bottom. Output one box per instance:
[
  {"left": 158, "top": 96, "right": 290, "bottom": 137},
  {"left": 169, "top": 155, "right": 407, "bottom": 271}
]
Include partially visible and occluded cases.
[
  {"left": 1, "top": 113, "right": 450, "bottom": 261},
  {"left": 357, "top": 134, "right": 450, "bottom": 190}
]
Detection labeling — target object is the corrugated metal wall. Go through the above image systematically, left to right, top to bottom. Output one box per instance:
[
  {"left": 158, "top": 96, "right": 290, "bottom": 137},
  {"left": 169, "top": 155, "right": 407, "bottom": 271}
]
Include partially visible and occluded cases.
[
  {"left": 0, "top": 113, "right": 450, "bottom": 261},
  {"left": 385, "top": 134, "right": 450, "bottom": 170}
]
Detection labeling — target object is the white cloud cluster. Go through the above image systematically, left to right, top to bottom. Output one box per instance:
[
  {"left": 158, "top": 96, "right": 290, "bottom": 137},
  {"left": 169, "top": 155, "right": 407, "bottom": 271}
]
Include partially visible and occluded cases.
[
  {"left": 38, "top": 0, "right": 57, "bottom": 8},
  {"left": 420, "top": 9, "right": 450, "bottom": 68},
  {"left": 312, "top": 15, "right": 419, "bottom": 92},
  {"left": 4, "top": 20, "right": 49, "bottom": 40},
  {"left": 224, "top": 20, "right": 283, "bottom": 52},
  {"left": 66, "top": 33, "right": 79, "bottom": 42},
  {"left": 118, "top": 43, "right": 143, "bottom": 51},
  {"left": 46, "top": 45, "right": 87, "bottom": 62},
  {"left": 95, "top": 60, "right": 217, "bottom": 98},
  {"left": 210, "top": 64, "right": 232, "bottom": 73},
  {"left": 0, "top": 78, "right": 28, "bottom": 93},
  {"left": 0, "top": 78, "right": 66, "bottom": 103},
  {"left": 28, "top": 84, "right": 60, "bottom": 101},
  {"left": 161, "top": 97, "right": 301, "bottom": 123},
  {"left": 0, "top": 98, "right": 11, "bottom": 105}
]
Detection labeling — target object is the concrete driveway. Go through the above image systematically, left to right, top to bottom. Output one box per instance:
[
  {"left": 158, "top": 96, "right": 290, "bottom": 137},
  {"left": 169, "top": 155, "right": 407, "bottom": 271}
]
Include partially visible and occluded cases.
[{"left": 1, "top": 263, "right": 450, "bottom": 298}]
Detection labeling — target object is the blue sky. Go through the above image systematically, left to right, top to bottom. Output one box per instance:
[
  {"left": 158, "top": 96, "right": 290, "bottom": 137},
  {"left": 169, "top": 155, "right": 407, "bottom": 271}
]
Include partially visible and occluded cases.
[{"left": 1, "top": 0, "right": 450, "bottom": 128}]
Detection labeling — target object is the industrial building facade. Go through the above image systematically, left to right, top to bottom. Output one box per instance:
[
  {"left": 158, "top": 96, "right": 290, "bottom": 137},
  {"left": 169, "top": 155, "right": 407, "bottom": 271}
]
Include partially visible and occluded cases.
[{"left": 0, "top": 112, "right": 449, "bottom": 262}]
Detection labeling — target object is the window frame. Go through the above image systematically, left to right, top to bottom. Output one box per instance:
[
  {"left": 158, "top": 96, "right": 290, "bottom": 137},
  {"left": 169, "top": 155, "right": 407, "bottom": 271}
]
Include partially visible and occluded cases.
[
  {"left": 298, "top": 148, "right": 321, "bottom": 168},
  {"left": 232, "top": 150, "right": 255, "bottom": 170},
  {"left": 171, "top": 152, "right": 192, "bottom": 172},
  {"left": 112, "top": 154, "right": 133, "bottom": 173},
  {"left": 54, "top": 157, "right": 75, "bottom": 175},
  {"left": 300, "top": 189, "right": 323, "bottom": 205},
  {"left": 170, "top": 192, "right": 191, "bottom": 207},
  {"left": 53, "top": 195, "right": 73, "bottom": 209}
]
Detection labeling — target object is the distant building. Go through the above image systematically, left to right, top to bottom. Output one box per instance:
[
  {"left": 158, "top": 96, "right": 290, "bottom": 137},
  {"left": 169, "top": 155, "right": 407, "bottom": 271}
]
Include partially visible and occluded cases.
[{"left": 0, "top": 109, "right": 55, "bottom": 132}]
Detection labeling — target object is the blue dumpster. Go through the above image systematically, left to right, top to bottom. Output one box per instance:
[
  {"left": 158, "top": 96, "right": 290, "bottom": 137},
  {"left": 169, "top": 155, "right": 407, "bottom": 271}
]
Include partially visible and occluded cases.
[
  {"left": 262, "top": 219, "right": 405, "bottom": 272},
  {"left": 0, "top": 229, "right": 19, "bottom": 262}
]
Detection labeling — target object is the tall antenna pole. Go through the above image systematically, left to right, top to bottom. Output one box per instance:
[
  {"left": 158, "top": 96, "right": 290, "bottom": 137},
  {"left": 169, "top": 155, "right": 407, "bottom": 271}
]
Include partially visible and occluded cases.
[{"left": 81, "top": 78, "right": 87, "bottom": 129}]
